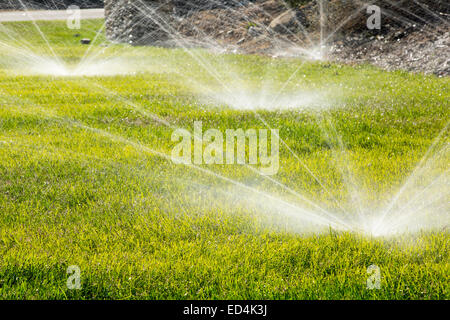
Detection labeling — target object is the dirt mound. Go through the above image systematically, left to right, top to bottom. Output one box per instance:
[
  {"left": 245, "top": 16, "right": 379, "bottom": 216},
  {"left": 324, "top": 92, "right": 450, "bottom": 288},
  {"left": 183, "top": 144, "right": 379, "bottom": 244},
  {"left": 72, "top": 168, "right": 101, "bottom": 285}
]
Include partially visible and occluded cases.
[
  {"left": 104, "top": 0, "right": 449, "bottom": 76},
  {"left": 177, "top": 0, "right": 289, "bottom": 52},
  {"left": 297, "top": 0, "right": 450, "bottom": 76},
  {"left": 298, "top": 0, "right": 449, "bottom": 33},
  {"left": 331, "top": 24, "right": 450, "bottom": 76}
]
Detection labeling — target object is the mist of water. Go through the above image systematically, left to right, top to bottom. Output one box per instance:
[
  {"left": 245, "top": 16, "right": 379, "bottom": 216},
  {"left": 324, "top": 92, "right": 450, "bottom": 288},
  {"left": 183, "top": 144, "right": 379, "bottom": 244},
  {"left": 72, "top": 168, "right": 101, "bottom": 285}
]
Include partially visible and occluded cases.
[{"left": 0, "top": 0, "right": 448, "bottom": 237}]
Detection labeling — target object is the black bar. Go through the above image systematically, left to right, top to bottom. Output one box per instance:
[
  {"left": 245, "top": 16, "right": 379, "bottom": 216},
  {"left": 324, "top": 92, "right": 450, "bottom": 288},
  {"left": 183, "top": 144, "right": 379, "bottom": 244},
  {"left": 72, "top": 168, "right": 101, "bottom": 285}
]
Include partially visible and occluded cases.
[{"left": 1, "top": 300, "right": 447, "bottom": 319}]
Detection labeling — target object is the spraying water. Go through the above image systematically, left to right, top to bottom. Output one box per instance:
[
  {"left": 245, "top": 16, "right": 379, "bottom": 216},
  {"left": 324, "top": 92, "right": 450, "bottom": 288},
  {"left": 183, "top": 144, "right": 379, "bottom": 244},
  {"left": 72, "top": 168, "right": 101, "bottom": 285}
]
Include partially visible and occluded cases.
[{"left": 0, "top": 0, "right": 448, "bottom": 237}]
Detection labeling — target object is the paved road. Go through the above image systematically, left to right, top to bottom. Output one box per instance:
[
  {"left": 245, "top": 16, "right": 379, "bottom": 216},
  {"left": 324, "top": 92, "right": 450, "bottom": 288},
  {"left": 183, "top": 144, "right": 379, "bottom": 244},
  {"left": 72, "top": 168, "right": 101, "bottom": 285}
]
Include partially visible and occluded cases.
[{"left": 0, "top": 9, "right": 104, "bottom": 22}]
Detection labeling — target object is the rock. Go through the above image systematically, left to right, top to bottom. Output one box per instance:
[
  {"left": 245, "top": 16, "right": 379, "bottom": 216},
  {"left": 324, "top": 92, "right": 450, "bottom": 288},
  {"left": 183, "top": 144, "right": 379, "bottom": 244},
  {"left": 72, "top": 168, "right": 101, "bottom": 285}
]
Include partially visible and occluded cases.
[
  {"left": 104, "top": 0, "right": 174, "bottom": 46},
  {"left": 269, "top": 10, "right": 300, "bottom": 34},
  {"left": 248, "top": 26, "right": 262, "bottom": 37},
  {"left": 80, "top": 38, "right": 91, "bottom": 45}
]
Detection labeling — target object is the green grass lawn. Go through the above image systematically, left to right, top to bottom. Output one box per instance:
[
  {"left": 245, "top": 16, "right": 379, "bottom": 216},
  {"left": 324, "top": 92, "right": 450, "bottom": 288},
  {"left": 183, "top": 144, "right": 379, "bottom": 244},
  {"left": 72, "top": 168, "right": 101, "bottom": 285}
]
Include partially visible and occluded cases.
[{"left": 0, "top": 20, "right": 448, "bottom": 299}]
